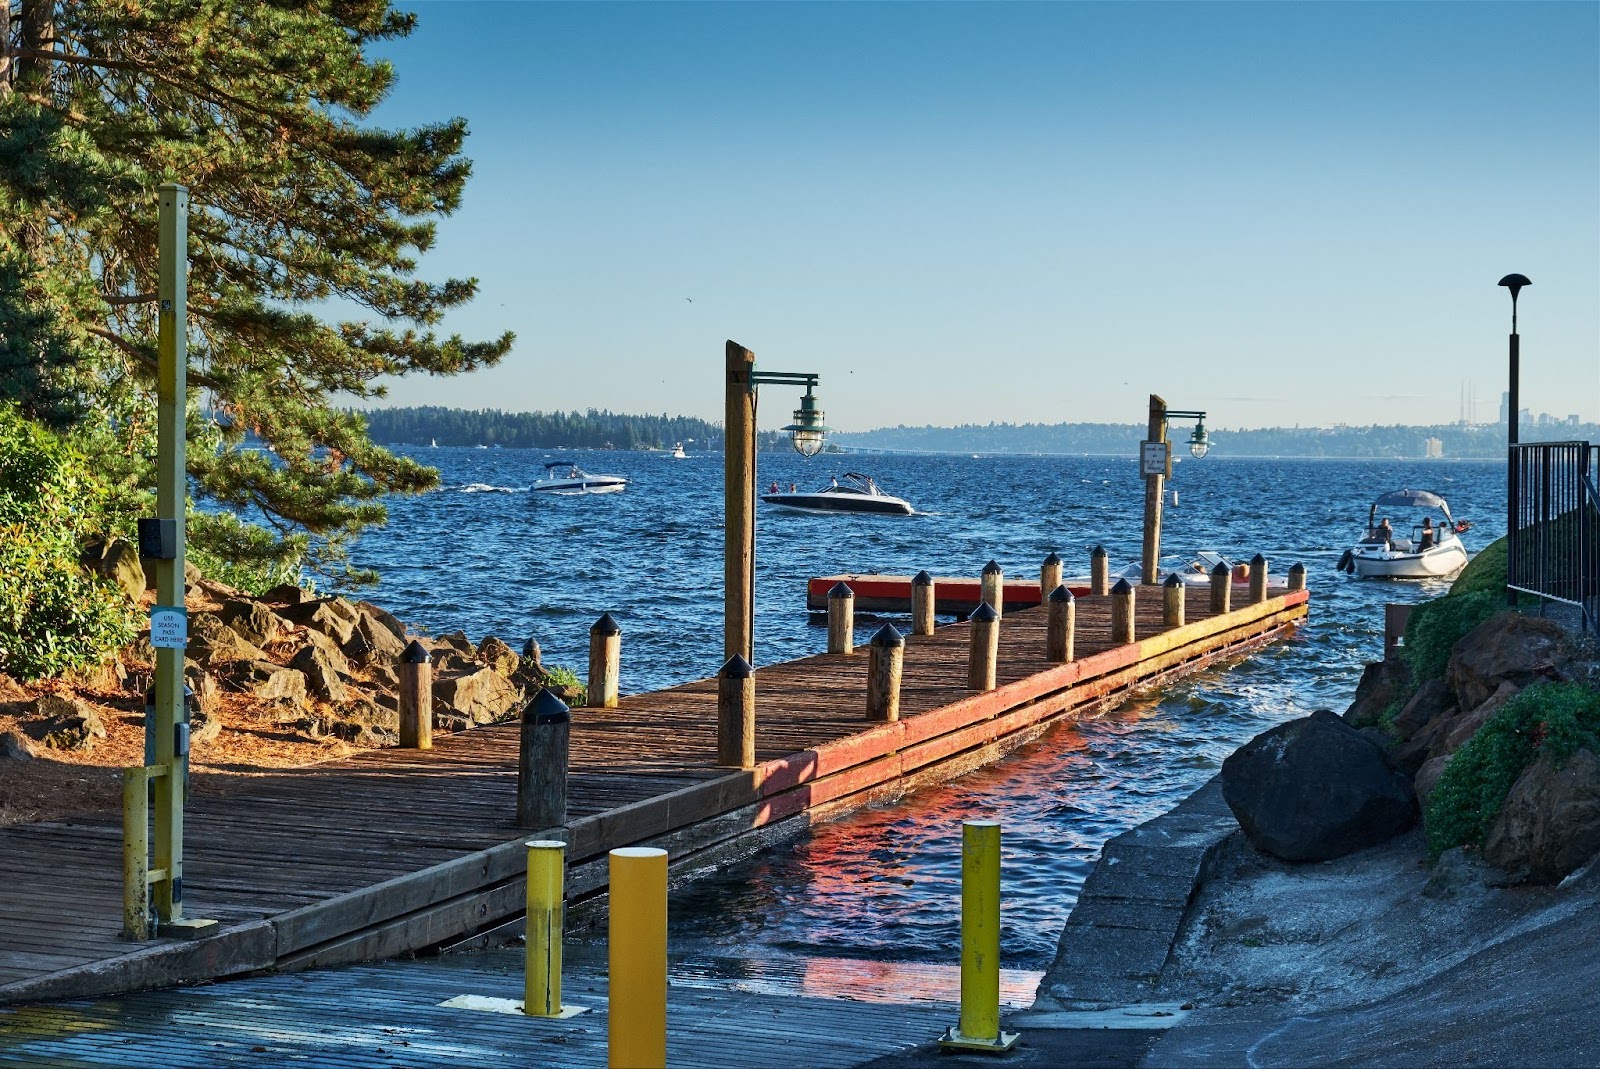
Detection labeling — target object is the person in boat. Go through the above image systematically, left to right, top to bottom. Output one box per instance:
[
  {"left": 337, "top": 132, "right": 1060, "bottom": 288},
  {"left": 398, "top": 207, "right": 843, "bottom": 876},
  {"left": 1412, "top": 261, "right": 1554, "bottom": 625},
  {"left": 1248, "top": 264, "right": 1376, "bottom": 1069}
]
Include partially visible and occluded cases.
[
  {"left": 831, "top": 477, "right": 838, "bottom": 488},
  {"left": 769, "top": 481, "right": 779, "bottom": 494},
  {"left": 789, "top": 483, "right": 797, "bottom": 493},
  {"left": 1376, "top": 517, "right": 1393, "bottom": 545},
  {"left": 1420, "top": 517, "right": 1435, "bottom": 550}
]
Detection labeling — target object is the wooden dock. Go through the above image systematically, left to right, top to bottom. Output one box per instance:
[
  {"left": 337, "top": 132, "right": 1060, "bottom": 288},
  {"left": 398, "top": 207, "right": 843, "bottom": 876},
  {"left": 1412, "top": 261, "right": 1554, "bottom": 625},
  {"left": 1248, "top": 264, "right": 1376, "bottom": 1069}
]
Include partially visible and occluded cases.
[{"left": 0, "top": 585, "right": 1308, "bottom": 1006}]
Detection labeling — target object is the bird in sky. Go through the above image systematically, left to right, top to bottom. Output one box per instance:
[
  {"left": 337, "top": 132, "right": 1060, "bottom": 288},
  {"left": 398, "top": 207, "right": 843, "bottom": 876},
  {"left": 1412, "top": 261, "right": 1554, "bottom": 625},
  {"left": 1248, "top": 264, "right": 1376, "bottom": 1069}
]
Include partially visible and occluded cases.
[{"left": 685, "top": 297, "right": 694, "bottom": 303}]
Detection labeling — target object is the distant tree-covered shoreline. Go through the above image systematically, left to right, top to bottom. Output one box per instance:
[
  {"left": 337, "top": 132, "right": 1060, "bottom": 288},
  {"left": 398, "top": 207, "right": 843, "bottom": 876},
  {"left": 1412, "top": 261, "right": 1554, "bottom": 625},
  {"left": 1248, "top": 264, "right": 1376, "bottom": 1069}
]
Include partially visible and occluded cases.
[{"left": 359, "top": 405, "right": 791, "bottom": 452}]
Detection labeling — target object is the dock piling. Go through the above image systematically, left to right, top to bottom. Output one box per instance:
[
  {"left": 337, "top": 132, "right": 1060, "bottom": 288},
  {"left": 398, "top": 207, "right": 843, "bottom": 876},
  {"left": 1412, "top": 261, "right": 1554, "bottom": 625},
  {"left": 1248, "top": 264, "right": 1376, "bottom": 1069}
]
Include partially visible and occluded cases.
[
  {"left": 1090, "top": 545, "right": 1109, "bottom": 596},
  {"left": 1040, "top": 552, "right": 1063, "bottom": 600},
  {"left": 1249, "top": 554, "right": 1270, "bottom": 604},
  {"left": 981, "top": 560, "right": 1004, "bottom": 617},
  {"left": 1210, "top": 561, "right": 1232, "bottom": 614},
  {"left": 1288, "top": 561, "right": 1307, "bottom": 591},
  {"left": 911, "top": 570, "right": 936, "bottom": 636},
  {"left": 1163, "top": 573, "right": 1186, "bottom": 628},
  {"left": 1111, "top": 578, "right": 1136, "bottom": 644},
  {"left": 827, "top": 581, "right": 855, "bottom": 654},
  {"left": 1046, "top": 585, "right": 1075, "bottom": 662},
  {"left": 967, "top": 602, "right": 1000, "bottom": 691},
  {"left": 587, "top": 613, "right": 622, "bottom": 709},
  {"left": 866, "top": 624, "right": 905, "bottom": 722},
  {"left": 398, "top": 640, "right": 433, "bottom": 750},
  {"left": 716, "top": 655, "right": 756, "bottom": 768},
  {"left": 516, "top": 689, "right": 570, "bottom": 829},
  {"left": 939, "top": 820, "right": 1019, "bottom": 1053},
  {"left": 523, "top": 840, "right": 567, "bottom": 1018},
  {"left": 609, "top": 847, "right": 668, "bottom": 1069}
]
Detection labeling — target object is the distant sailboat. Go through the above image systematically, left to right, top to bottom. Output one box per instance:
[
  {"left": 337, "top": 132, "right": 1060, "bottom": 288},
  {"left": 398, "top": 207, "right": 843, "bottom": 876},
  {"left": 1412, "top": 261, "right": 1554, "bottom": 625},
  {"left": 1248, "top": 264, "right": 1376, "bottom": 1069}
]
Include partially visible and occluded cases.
[{"left": 430, "top": 438, "right": 438, "bottom": 448}]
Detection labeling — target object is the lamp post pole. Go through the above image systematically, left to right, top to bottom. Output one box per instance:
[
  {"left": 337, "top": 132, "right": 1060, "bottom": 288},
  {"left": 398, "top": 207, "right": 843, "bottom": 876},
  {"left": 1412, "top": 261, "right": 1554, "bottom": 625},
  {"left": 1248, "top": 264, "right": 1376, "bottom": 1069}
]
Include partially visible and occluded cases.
[{"left": 1499, "top": 274, "right": 1531, "bottom": 608}]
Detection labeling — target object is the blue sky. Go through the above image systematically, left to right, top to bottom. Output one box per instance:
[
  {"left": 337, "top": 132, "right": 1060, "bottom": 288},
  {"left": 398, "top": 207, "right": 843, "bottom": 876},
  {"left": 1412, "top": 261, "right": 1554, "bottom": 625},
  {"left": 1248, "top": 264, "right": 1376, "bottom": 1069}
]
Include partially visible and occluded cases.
[{"left": 362, "top": 2, "right": 1599, "bottom": 432}]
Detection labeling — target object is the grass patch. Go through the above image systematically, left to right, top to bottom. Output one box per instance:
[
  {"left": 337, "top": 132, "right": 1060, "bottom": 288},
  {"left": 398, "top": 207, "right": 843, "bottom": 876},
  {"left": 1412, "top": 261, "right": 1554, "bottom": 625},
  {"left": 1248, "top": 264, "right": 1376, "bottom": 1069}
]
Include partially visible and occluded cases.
[
  {"left": 1449, "top": 536, "right": 1507, "bottom": 599},
  {"left": 1400, "top": 591, "right": 1504, "bottom": 686},
  {"left": 543, "top": 664, "right": 587, "bottom": 707},
  {"left": 1425, "top": 682, "right": 1600, "bottom": 857}
]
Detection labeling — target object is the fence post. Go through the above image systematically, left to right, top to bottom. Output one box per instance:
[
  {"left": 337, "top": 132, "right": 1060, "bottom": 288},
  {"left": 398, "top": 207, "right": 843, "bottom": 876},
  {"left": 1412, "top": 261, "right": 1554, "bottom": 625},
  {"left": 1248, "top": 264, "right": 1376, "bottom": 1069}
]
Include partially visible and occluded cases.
[
  {"left": 1090, "top": 545, "right": 1109, "bottom": 596},
  {"left": 1040, "top": 552, "right": 1063, "bottom": 601},
  {"left": 1249, "top": 553, "right": 1269, "bottom": 604},
  {"left": 981, "top": 560, "right": 1004, "bottom": 618},
  {"left": 1210, "top": 561, "right": 1232, "bottom": 614},
  {"left": 1287, "top": 562, "right": 1306, "bottom": 591},
  {"left": 911, "top": 570, "right": 936, "bottom": 636},
  {"left": 1162, "top": 573, "right": 1185, "bottom": 628},
  {"left": 1111, "top": 578, "right": 1136, "bottom": 644},
  {"left": 827, "top": 581, "right": 855, "bottom": 654},
  {"left": 1046, "top": 585, "right": 1075, "bottom": 662},
  {"left": 967, "top": 602, "right": 1000, "bottom": 691},
  {"left": 588, "top": 613, "right": 621, "bottom": 708},
  {"left": 866, "top": 624, "right": 905, "bottom": 722},
  {"left": 398, "top": 640, "right": 433, "bottom": 750},
  {"left": 717, "top": 655, "right": 755, "bottom": 768},
  {"left": 516, "top": 689, "right": 570, "bottom": 829},
  {"left": 938, "top": 820, "right": 1019, "bottom": 1053},
  {"left": 609, "top": 847, "right": 668, "bottom": 1069}
]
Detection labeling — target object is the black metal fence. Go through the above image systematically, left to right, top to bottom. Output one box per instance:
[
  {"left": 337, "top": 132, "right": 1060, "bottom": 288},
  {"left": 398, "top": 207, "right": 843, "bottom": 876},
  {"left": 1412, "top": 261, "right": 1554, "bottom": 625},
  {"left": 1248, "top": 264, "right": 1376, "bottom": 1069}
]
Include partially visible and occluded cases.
[{"left": 1507, "top": 441, "right": 1600, "bottom": 633}]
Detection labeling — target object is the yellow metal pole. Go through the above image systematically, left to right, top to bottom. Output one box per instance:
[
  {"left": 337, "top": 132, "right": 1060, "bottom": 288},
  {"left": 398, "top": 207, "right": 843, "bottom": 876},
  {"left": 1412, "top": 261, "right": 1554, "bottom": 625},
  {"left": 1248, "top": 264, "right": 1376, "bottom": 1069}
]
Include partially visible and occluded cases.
[
  {"left": 121, "top": 766, "right": 150, "bottom": 940},
  {"left": 940, "top": 820, "right": 1019, "bottom": 1053},
  {"left": 524, "top": 840, "right": 566, "bottom": 1017},
  {"left": 609, "top": 846, "right": 667, "bottom": 1069}
]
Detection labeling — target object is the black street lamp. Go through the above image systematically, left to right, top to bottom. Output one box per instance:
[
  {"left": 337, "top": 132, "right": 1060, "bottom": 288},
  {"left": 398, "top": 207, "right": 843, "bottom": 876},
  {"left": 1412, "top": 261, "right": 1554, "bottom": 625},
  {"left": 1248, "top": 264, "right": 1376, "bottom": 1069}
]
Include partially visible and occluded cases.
[{"left": 1498, "top": 273, "right": 1531, "bottom": 447}]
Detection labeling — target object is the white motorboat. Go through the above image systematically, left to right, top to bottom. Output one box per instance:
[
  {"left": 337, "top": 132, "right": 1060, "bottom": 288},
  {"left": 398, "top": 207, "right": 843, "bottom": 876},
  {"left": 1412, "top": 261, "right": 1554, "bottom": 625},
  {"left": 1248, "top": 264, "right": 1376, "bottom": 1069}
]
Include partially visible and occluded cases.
[
  {"left": 670, "top": 442, "right": 688, "bottom": 459},
  {"left": 530, "top": 462, "right": 628, "bottom": 495},
  {"left": 761, "top": 472, "right": 914, "bottom": 515},
  {"left": 1338, "top": 489, "right": 1470, "bottom": 579},
  {"left": 1088, "top": 550, "right": 1236, "bottom": 587}
]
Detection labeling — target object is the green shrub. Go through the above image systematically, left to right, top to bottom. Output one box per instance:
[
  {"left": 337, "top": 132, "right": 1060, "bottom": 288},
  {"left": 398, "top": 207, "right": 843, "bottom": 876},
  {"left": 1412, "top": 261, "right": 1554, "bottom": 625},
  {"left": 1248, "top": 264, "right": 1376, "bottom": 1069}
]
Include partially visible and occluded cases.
[
  {"left": 0, "top": 404, "right": 137, "bottom": 680},
  {"left": 1449, "top": 536, "right": 1507, "bottom": 598},
  {"left": 1400, "top": 590, "right": 1503, "bottom": 686},
  {"left": 543, "top": 664, "right": 587, "bottom": 706},
  {"left": 1425, "top": 682, "right": 1600, "bottom": 857}
]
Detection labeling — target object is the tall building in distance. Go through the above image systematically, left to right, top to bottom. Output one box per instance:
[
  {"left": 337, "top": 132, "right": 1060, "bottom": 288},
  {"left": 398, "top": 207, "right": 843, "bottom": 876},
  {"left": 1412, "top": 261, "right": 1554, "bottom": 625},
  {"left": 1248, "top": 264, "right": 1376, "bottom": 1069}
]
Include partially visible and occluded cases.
[{"left": 1424, "top": 437, "right": 1444, "bottom": 458}]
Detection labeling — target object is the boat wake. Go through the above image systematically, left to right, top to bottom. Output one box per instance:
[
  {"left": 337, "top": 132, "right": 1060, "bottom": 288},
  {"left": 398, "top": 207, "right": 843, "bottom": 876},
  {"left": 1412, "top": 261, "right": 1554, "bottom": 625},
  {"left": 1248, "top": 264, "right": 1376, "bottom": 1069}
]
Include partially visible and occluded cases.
[{"left": 458, "top": 483, "right": 523, "bottom": 494}]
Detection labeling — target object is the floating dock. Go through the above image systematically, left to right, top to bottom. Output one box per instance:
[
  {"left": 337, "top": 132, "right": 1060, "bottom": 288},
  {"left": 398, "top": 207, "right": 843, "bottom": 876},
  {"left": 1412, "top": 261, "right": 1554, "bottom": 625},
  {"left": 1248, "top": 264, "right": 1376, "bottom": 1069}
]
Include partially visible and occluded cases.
[{"left": 0, "top": 583, "right": 1308, "bottom": 1005}]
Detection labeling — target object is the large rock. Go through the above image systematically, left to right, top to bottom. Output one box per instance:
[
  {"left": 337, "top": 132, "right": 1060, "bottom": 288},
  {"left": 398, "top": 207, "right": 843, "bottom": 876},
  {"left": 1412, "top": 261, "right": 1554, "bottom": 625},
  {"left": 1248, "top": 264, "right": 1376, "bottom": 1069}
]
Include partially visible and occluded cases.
[
  {"left": 78, "top": 536, "right": 146, "bottom": 602},
  {"left": 261, "top": 583, "right": 312, "bottom": 607},
  {"left": 219, "top": 598, "right": 286, "bottom": 647},
  {"left": 278, "top": 598, "right": 357, "bottom": 645},
  {"left": 355, "top": 601, "right": 407, "bottom": 645},
  {"left": 342, "top": 609, "right": 407, "bottom": 666},
  {"left": 1447, "top": 612, "right": 1576, "bottom": 713},
  {"left": 187, "top": 613, "right": 268, "bottom": 666},
  {"left": 298, "top": 628, "right": 353, "bottom": 678},
  {"left": 477, "top": 636, "right": 519, "bottom": 677},
  {"left": 291, "top": 645, "right": 348, "bottom": 702},
  {"left": 1343, "top": 657, "right": 1413, "bottom": 730},
  {"left": 220, "top": 660, "right": 308, "bottom": 703},
  {"left": 433, "top": 666, "right": 519, "bottom": 725},
  {"left": 1391, "top": 678, "right": 1453, "bottom": 741},
  {"left": 1433, "top": 681, "right": 1522, "bottom": 761},
  {"left": 24, "top": 696, "right": 107, "bottom": 752},
  {"left": 1221, "top": 709, "right": 1418, "bottom": 862},
  {"left": 0, "top": 730, "right": 35, "bottom": 760},
  {"left": 1483, "top": 747, "right": 1600, "bottom": 884}
]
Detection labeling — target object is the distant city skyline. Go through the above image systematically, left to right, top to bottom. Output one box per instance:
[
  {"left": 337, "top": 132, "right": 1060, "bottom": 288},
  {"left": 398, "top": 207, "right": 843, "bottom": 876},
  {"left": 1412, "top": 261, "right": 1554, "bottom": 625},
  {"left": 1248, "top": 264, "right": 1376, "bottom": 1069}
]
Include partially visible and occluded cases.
[{"left": 353, "top": 2, "right": 1599, "bottom": 433}]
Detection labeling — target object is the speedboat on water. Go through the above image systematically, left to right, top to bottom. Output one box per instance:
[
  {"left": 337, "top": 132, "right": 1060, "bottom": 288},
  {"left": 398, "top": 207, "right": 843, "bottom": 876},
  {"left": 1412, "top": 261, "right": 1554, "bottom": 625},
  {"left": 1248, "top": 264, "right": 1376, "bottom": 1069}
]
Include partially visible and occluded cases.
[
  {"left": 669, "top": 442, "right": 688, "bottom": 459},
  {"left": 530, "top": 462, "right": 628, "bottom": 496},
  {"left": 761, "top": 472, "right": 914, "bottom": 515},
  {"left": 1338, "top": 489, "right": 1469, "bottom": 579}
]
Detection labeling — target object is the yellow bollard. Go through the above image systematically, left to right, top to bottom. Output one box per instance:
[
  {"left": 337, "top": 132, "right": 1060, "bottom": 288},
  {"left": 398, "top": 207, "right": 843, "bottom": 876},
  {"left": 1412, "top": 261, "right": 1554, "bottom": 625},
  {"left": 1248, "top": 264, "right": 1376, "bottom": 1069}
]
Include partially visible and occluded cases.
[
  {"left": 122, "top": 766, "right": 151, "bottom": 940},
  {"left": 940, "top": 821, "right": 1020, "bottom": 1053},
  {"left": 524, "top": 839, "right": 570, "bottom": 1017},
  {"left": 609, "top": 847, "right": 668, "bottom": 1069}
]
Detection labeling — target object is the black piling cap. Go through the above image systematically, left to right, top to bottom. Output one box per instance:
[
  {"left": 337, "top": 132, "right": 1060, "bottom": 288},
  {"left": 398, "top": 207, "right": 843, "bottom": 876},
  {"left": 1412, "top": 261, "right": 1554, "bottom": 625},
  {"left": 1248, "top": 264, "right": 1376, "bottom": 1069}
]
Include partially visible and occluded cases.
[
  {"left": 1091, "top": 544, "right": 1107, "bottom": 558},
  {"left": 1043, "top": 551, "right": 1062, "bottom": 566},
  {"left": 1251, "top": 553, "right": 1267, "bottom": 567},
  {"left": 982, "top": 559, "right": 1002, "bottom": 575},
  {"left": 1289, "top": 561, "right": 1306, "bottom": 574},
  {"left": 1212, "top": 562, "right": 1231, "bottom": 577},
  {"left": 912, "top": 569, "right": 933, "bottom": 586},
  {"left": 1164, "top": 573, "right": 1184, "bottom": 588},
  {"left": 1112, "top": 578, "right": 1134, "bottom": 595},
  {"left": 829, "top": 581, "right": 854, "bottom": 599},
  {"left": 1048, "top": 584, "right": 1074, "bottom": 603},
  {"left": 969, "top": 601, "right": 999, "bottom": 623},
  {"left": 591, "top": 612, "right": 621, "bottom": 636},
  {"left": 871, "top": 623, "right": 905, "bottom": 648},
  {"left": 402, "top": 639, "right": 430, "bottom": 664},
  {"left": 720, "top": 654, "right": 754, "bottom": 679},
  {"left": 528, "top": 687, "right": 570, "bottom": 724}
]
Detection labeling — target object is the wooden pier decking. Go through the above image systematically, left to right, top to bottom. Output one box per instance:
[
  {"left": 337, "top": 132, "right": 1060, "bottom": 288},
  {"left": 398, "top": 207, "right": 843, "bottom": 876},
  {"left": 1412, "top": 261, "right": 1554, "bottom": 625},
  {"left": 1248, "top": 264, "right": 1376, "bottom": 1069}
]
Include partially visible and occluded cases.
[{"left": 0, "top": 585, "right": 1308, "bottom": 1006}]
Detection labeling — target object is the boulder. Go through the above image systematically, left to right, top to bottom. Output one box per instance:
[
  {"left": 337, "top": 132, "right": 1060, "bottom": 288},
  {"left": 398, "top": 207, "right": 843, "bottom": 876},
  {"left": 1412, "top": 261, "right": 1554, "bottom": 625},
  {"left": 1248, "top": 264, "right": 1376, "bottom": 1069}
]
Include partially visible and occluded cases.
[
  {"left": 78, "top": 536, "right": 146, "bottom": 602},
  {"left": 140, "top": 558, "right": 202, "bottom": 594},
  {"left": 261, "top": 583, "right": 312, "bottom": 606},
  {"left": 219, "top": 598, "right": 286, "bottom": 647},
  {"left": 278, "top": 598, "right": 356, "bottom": 645},
  {"left": 355, "top": 601, "right": 407, "bottom": 645},
  {"left": 342, "top": 609, "right": 407, "bottom": 666},
  {"left": 1447, "top": 612, "right": 1576, "bottom": 713},
  {"left": 187, "top": 614, "right": 268, "bottom": 666},
  {"left": 298, "top": 628, "right": 353, "bottom": 677},
  {"left": 436, "top": 630, "right": 476, "bottom": 656},
  {"left": 477, "top": 636, "right": 519, "bottom": 677},
  {"left": 290, "top": 645, "right": 348, "bottom": 702},
  {"left": 1343, "top": 658, "right": 1413, "bottom": 730},
  {"left": 220, "top": 660, "right": 308, "bottom": 703},
  {"left": 366, "top": 662, "right": 400, "bottom": 691},
  {"left": 433, "top": 666, "right": 519, "bottom": 725},
  {"left": 1391, "top": 678, "right": 1453, "bottom": 741},
  {"left": 1433, "top": 682, "right": 1522, "bottom": 761},
  {"left": 334, "top": 695, "right": 399, "bottom": 733},
  {"left": 25, "top": 698, "right": 107, "bottom": 752},
  {"left": 1391, "top": 707, "right": 1458, "bottom": 776},
  {"left": 190, "top": 709, "right": 223, "bottom": 747},
  {"left": 1221, "top": 709, "right": 1418, "bottom": 863},
  {"left": 0, "top": 730, "right": 36, "bottom": 760},
  {"left": 1483, "top": 747, "right": 1600, "bottom": 884},
  {"left": 1415, "top": 754, "right": 1451, "bottom": 809}
]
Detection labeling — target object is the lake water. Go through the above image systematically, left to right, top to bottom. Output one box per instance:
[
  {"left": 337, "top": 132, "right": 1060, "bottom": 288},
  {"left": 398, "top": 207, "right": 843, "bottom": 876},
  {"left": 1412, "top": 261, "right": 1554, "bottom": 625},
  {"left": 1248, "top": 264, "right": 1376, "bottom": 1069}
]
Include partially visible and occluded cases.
[{"left": 360, "top": 447, "right": 1505, "bottom": 969}]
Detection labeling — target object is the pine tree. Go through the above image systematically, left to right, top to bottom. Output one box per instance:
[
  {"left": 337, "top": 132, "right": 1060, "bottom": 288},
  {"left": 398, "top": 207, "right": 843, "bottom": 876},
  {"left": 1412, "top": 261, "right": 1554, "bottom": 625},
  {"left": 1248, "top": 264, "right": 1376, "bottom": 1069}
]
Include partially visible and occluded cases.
[{"left": 0, "top": 0, "right": 513, "bottom": 584}]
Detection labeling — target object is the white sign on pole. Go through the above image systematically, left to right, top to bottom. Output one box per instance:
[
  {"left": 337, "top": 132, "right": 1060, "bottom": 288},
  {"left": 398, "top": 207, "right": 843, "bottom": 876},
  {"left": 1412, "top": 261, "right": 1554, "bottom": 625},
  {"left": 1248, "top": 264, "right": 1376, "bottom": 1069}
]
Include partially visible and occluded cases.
[
  {"left": 1140, "top": 441, "right": 1169, "bottom": 477},
  {"left": 150, "top": 606, "right": 188, "bottom": 650}
]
